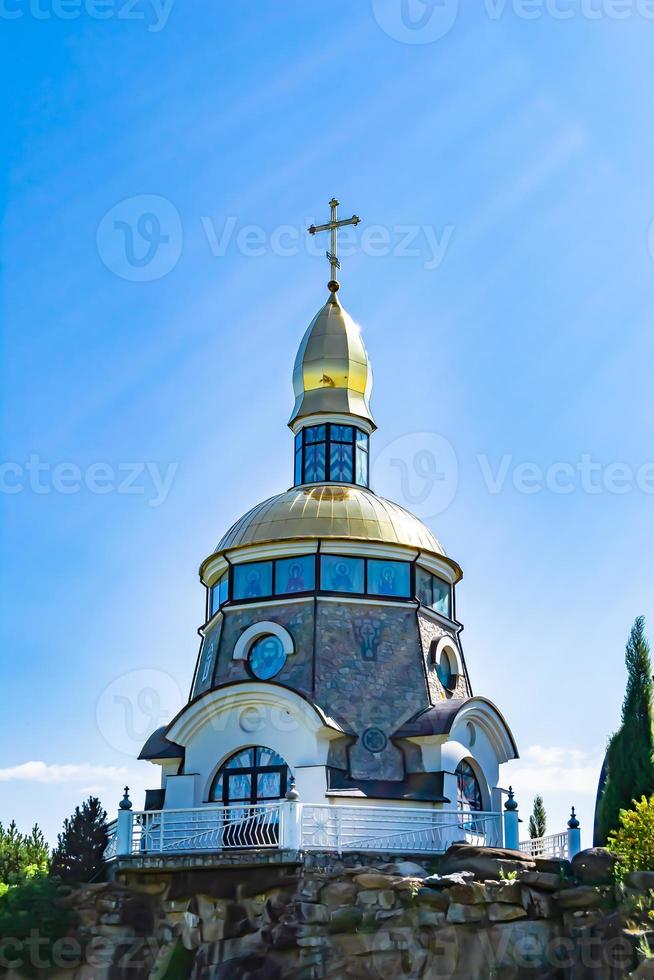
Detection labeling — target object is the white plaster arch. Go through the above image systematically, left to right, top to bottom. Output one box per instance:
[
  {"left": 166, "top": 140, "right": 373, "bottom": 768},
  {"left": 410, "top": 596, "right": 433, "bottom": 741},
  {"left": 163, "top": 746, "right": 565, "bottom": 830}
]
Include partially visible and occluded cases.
[
  {"left": 232, "top": 621, "right": 295, "bottom": 661},
  {"left": 432, "top": 635, "right": 464, "bottom": 682},
  {"left": 165, "top": 683, "right": 345, "bottom": 804},
  {"left": 450, "top": 697, "right": 517, "bottom": 766}
]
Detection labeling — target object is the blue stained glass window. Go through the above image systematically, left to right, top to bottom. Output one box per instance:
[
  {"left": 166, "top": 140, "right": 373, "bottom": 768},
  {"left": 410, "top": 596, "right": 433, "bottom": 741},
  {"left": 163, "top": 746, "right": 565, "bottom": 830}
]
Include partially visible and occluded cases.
[
  {"left": 305, "top": 425, "right": 326, "bottom": 444},
  {"left": 331, "top": 425, "right": 354, "bottom": 443},
  {"left": 355, "top": 430, "right": 369, "bottom": 487},
  {"left": 294, "top": 433, "right": 303, "bottom": 484},
  {"left": 329, "top": 442, "right": 353, "bottom": 482},
  {"left": 304, "top": 443, "right": 326, "bottom": 482},
  {"left": 355, "top": 446, "right": 369, "bottom": 486},
  {"left": 275, "top": 555, "right": 315, "bottom": 595},
  {"left": 320, "top": 555, "right": 365, "bottom": 594},
  {"left": 368, "top": 559, "right": 411, "bottom": 598},
  {"left": 233, "top": 561, "right": 273, "bottom": 600},
  {"left": 416, "top": 567, "right": 432, "bottom": 606},
  {"left": 416, "top": 568, "right": 452, "bottom": 618},
  {"left": 210, "top": 572, "right": 229, "bottom": 616},
  {"left": 432, "top": 577, "right": 451, "bottom": 617},
  {"left": 210, "top": 585, "right": 220, "bottom": 617},
  {"left": 248, "top": 635, "right": 287, "bottom": 680},
  {"left": 436, "top": 650, "right": 454, "bottom": 689},
  {"left": 210, "top": 746, "right": 291, "bottom": 806},
  {"left": 256, "top": 747, "right": 286, "bottom": 766},
  {"left": 226, "top": 749, "right": 255, "bottom": 768},
  {"left": 456, "top": 761, "right": 483, "bottom": 812},
  {"left": 257, "top": 772, "right": 281, "bottom": 798},
  {"left": 227, "top": 773, "right": 251, "bottom": 800}
]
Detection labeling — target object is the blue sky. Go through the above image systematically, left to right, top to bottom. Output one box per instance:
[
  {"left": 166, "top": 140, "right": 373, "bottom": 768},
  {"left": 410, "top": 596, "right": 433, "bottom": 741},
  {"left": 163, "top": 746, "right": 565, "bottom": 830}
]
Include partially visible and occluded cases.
[{"left": 2, "top": 1, "right": 654, "bottom": 848}]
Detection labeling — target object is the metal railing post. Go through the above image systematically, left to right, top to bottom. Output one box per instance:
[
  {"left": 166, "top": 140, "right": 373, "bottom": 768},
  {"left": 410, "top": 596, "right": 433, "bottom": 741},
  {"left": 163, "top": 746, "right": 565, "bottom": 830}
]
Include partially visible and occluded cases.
[
  {"left": 280, "top": 778, "right": 301, "bottom": 851},
  {"left": 116, "top": 787, "right": 134, "bottom": 856},
  {"left": 503, "top": 787, "right": 520, "bottom": 851},
  {"left": 567, "top": 807, "right": 581, "bottom": 859}
]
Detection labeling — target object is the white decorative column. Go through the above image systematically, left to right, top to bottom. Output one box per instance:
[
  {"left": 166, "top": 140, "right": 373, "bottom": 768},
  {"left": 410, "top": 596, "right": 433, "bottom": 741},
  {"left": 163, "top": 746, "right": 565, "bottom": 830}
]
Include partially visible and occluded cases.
[
  {"left": 280, "top": 777, "right": 301, "bottom": 852},
  {"left": 503, "top": 786, "right": 520, "bottom": 851},
  {"left": 115, "top": 787, "right": 134, "bottom": 857},
  {"left": 567, "top": 807, "right": 581, "bottom": 859}
]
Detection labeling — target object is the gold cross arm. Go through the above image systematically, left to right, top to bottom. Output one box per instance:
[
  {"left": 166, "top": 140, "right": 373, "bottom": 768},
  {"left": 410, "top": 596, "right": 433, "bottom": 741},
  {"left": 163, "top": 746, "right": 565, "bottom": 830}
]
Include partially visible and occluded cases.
[{"left": 307, "top": 198, "right": 361, "bottom": 292}]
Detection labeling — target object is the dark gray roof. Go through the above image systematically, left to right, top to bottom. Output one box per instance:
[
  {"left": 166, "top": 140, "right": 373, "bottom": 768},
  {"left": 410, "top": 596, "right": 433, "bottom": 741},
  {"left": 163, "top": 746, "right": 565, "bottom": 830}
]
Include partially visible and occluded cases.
[
  {"left": 393, "top": 700, "right": 470, "bottom": 739},
  {"left": 138, "top": 726, "right": 184, "bottom": 761},
  {"left": 327, "top": 767, "right": 449, "bottom": 803}
]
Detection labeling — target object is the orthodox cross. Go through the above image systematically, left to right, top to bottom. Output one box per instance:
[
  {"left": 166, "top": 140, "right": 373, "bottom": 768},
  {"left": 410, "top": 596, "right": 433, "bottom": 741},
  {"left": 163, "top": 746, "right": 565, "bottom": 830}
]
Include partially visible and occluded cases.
[{"left": 308, "top": 198, "right": 361, "bottom": 292}]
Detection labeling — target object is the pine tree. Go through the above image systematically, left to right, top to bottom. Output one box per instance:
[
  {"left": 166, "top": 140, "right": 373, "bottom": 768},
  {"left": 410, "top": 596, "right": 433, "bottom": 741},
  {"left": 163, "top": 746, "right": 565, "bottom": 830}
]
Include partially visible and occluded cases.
[
  {"left": 596, "top": 617, "right": 654, "bottom": 844},
  {"left": 528, "top": 795, "right": 547, "bottom": 839},
  {"left": 50, "top": 796, "right": 108, "bottom": 883},
  {"left": 0, "top": 820, "right": 49, "bottom": 882}
]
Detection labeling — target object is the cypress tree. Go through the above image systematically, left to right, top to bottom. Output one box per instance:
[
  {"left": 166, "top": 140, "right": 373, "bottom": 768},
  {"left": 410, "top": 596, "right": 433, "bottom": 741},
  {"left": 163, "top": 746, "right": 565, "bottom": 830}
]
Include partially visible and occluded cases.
[
  {"left": 596, "top": 617, "right": 654, "bottom": 844},
  {"left": 528, "top": 795, "right": 547, "bottom": 839},
  {"left": 50, "top": 796, "right": 108, "bottom": 883}
]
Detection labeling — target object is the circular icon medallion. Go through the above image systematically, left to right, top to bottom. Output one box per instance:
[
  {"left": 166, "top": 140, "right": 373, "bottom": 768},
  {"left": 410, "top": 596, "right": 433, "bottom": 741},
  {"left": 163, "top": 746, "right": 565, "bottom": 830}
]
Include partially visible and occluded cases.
[{"left": 362, "top": 727, "right": 388, "bottom": 754}]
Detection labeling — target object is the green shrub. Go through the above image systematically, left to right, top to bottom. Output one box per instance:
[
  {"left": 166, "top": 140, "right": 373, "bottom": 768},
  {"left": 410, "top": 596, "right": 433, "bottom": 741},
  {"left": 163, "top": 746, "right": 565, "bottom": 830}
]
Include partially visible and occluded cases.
[
  {"left": 607, "top": 794, "right": 654, "bottom": 879},
  {"left": 0, "top": 876, "right": 78, "bottom": 977}
]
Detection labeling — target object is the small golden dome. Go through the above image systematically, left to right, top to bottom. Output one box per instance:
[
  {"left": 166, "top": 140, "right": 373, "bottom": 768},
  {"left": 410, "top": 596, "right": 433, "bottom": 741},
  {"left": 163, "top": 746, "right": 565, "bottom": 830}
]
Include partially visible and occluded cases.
[
  {"left": 289, "top": 292, "right": 375, "bottom": 430},
  {"left": 213, "top": 485, "right": 447, "bottom": 557}
]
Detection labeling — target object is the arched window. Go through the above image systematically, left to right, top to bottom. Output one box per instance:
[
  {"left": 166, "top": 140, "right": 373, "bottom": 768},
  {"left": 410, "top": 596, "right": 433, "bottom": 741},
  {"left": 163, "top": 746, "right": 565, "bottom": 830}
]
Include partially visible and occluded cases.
[
  {"left": 210, "top": 746, "right": 290, "bottom": 806},
  {"left": 456, "top": 760, "right": 483, "bottom": 813}
]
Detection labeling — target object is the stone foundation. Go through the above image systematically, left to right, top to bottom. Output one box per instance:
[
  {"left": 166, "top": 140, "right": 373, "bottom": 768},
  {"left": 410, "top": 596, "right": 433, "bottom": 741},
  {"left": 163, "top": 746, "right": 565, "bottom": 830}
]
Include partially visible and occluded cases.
[{"left": 7, "top": 847, "right": 654, "bottom": 980}]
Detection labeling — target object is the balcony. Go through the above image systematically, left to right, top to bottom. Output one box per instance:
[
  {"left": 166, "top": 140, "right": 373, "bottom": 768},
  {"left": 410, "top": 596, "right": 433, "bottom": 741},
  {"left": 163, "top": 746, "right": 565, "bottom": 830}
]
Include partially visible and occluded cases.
[{"left": 105, "top": 800, "right": 509, "bottom": 864}]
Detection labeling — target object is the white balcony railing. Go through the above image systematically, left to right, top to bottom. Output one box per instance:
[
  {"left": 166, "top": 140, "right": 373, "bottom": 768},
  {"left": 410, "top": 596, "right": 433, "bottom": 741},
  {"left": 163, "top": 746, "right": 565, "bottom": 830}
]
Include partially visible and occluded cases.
[
  {"left": 107, "top": 801, "right": 505, "bottom": 858},
  {"left": 131, "top": 802, "right": 283, "bottom": 854},
  {"left": 301, "top": 804, "right": 503, "bottom": 853},
  {"left": 103, "top": 819, "right": 118, "bottom": 861},
  {"left": 519, "top": 831, "right": 569, "bottom": 860}
]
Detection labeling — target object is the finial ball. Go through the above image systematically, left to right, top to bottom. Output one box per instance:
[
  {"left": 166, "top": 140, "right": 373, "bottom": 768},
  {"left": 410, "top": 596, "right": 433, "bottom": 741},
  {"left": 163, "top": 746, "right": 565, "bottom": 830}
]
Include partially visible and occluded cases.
[{"left": 328, "top": 280, "right": 340, "bottom": 293}]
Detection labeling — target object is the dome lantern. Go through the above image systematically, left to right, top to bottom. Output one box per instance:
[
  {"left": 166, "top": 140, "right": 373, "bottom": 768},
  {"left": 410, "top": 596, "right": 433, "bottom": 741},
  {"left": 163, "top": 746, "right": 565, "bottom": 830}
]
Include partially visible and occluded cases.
[{"left": 289, "top": 199, "right": 375, "bottom": 489}]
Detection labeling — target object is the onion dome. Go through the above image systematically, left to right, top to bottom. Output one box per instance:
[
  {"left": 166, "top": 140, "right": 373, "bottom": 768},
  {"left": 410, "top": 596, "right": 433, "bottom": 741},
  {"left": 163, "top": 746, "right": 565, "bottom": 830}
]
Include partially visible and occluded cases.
[
  {"left": 289, "top": 292, "right": 375, "bottom": 431},
  {"left": 212, "top": 485, "right": 449, "bottom": 559}
]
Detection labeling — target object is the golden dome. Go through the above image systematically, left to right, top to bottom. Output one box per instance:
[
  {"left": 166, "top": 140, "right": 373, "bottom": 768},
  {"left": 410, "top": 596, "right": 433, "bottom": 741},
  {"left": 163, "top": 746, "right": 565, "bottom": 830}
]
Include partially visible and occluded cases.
[
  {"left": 289, "top": 292, "right": 375, "bottom": 430},
  {"left": 213, "top": 485, "right": 447, "bottom": 557}
]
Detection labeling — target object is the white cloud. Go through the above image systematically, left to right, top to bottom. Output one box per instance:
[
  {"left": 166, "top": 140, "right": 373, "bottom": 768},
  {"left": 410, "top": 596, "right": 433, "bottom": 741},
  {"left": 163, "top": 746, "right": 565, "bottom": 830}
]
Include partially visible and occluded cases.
[
  {"left": 506, "top": 745, "right": 604, "bottom": 796},
  {"left": 0, "top": 762, "right": 129, "bottom": 785}
]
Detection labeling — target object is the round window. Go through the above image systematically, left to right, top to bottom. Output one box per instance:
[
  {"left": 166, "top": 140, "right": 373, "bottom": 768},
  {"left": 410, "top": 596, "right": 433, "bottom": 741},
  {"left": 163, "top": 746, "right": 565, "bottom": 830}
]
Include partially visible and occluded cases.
[
  {"left": 248, "top": 635, "right": 287, "bottom": 680},
  {"left": 437, "top": 649, "right": 455, "bottom": 690}
]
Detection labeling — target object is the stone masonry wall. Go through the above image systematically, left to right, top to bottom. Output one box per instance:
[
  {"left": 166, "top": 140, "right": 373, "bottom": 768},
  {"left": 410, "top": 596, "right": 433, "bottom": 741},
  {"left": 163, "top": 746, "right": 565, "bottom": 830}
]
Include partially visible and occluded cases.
[
  {"left": 199, "top": 597, "right": 434, "bottom": 783},
  {"left": 15, "top": 846, "right": 654, "bottom": 980}
]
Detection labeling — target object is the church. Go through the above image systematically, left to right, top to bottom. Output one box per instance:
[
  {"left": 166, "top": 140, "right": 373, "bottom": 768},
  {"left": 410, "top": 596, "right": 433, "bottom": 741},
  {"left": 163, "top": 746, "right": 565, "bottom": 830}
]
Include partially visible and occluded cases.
[{"left": 133, "top": 201, "right": 519, "bottom": 856}]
